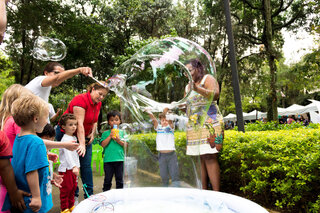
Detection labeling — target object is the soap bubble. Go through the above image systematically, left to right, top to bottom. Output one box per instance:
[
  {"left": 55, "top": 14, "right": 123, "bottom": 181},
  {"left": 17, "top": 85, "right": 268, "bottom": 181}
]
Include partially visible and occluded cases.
[
  {"left": 32, "top": 36, "right": 67, "bottom": 61},
  {"left": 105, "top": 37, "right": 217, "bottom": 189}
]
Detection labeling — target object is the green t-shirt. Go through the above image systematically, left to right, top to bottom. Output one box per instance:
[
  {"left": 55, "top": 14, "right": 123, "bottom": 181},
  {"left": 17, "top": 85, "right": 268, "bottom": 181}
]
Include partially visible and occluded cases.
[{"left": 100, "top": 129, "right": 125, "bottom": 163}]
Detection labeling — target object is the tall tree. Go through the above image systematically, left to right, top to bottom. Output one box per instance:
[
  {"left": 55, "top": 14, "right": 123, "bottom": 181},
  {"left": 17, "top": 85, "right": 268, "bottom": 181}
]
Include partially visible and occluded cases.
[{"left": 229, "top": 0, "right": 315, "bottom": 120}]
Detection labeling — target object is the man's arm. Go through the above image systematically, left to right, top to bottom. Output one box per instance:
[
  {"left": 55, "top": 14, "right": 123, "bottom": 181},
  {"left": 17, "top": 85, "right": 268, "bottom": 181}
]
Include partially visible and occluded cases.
[
  {"left": 41, "top": 67, "right": 92, "bottom": 88},
  {"left": 43, "top": 139, "right": 79, "bottom": 151}
]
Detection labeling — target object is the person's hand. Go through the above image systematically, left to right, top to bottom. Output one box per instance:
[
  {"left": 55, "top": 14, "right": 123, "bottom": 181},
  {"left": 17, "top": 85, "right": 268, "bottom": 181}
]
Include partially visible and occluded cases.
[
  {"left": 78, "top": 67, "right": 92, "bottom": 77},
  {"left": 192, "top": 81, "right": 199, "bottom": 92},
  {"left": 143, "top": 107, "right": 152, "bottom": 114},
  {"left": 56, "top": 108, "right": 62, "bottom": 115},
  {"left": 87, "top": 132, "right": 95, "bottom": 145},
  {"left": 114, "top": 135, "right": 121, "bottom": 143},
  {"left": 65, "top": 141, "right": 79, "bottom": 151},
  {"left": 77, "top": 144, "right": 86, "bottom": 157},
  {"left": 215, "top": 144, "right": 223, "bottom": 152},
  {"left": 47, "top": 152, "right": 58, "bottom": 163},
  {"left": 72, "top": 167, "right": 80, "bottom": 176},
  {"left": 51, "top": 173, "right": 63, "bottom": 188},
  {"left": 10, "top": 190, "right": 31, "bottom": 212},
  {"left": 29, "top": 196, "right": 41, "bottom": 212}
]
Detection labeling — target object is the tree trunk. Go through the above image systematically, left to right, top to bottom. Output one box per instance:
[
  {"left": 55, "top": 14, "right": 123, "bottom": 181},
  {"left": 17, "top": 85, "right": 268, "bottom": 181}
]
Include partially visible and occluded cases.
[
  {"left": 264, "top": 0, "right": 278, "bottom": 121},
  {"left": 19, "top": 29, "right": 26, "bottom": 84},
  {"left": 27, "top": 58, "right": 34, "bottom": 83}
]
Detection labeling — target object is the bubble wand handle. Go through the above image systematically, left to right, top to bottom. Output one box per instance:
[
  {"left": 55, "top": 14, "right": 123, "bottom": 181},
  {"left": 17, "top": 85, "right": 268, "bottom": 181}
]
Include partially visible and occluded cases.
[
  {"left": 89, "top": 76, "right": 108, "bottom": 88},
  {"left": 82, "top": 183, "right": 90, "bottom": 198}
]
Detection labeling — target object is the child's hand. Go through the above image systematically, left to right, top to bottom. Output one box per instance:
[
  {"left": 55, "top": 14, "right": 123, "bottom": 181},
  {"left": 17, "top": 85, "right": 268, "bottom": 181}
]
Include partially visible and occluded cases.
[
  {"left": 143, "top": 108, "right": 152, "bottom": 114},
  {"left": 114, "top": 136, "right": 121, "bottom": 143},
  {"left": 65, "top": 141, "right": 79, "bottom": 151},
  {"left": 48, "top": 152, "right": 58, "bottom": 163},
  {"left": 72, "top": 167, "right": 79, "bottom": 176},
  {"left": 52, "top": 173, "right": 63, "bottom": 188},
  {"left": 29, "top": 196, "right": 41, "bottom": 212}
]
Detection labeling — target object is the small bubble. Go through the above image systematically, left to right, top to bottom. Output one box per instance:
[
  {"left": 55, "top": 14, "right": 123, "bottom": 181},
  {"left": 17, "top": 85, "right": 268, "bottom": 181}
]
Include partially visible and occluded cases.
[{"left": 32, "top": 36, "right": 67, "bottom": 61}]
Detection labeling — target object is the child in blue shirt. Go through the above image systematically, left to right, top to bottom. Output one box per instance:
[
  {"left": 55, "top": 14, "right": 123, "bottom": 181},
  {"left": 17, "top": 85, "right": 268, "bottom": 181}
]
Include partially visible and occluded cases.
[{"left": 3, "top": 94, "right": 52, "bottom": 213}]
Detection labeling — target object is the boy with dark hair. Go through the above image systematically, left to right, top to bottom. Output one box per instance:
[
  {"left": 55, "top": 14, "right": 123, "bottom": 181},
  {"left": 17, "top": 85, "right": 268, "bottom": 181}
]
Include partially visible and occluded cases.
[
  {"left": 100, "top": 110, "right": 127, "bottom": 191},
  {"left": 58, "top": 113, "right": 79, "bottom": 213},
  {"left": 36, "top": 124, "right": 63, "bottom": 189}
]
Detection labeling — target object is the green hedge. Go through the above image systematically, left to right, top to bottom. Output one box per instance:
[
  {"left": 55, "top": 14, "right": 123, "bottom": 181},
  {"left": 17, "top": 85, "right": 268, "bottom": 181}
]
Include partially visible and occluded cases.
[
  {"left": 235, "top": 121, "right": 319, "bottom": 131},
  {"left": 129, "top": 128, "right": 320, "bottom": 212},
  {"left": 221, "top": 129, "right": 320, "bottom": 212}
]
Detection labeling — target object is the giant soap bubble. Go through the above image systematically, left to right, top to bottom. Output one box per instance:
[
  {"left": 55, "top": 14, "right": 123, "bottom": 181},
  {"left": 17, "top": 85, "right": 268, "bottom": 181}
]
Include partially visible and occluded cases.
[
  {"left": 32, "top": 36, "right": 67, "bottom": 61},
  {"left": 105, "top": 37, "right": 218, "bottom": 189}
]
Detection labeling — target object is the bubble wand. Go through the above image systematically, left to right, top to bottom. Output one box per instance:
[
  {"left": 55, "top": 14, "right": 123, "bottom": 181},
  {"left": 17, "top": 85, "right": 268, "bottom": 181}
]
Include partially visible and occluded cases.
[
  {"left": 89, "top": 76, "right": 108, "bottom": 88},
  {"left": 82, "top": 183, "right": 90, "bottom": 198}
]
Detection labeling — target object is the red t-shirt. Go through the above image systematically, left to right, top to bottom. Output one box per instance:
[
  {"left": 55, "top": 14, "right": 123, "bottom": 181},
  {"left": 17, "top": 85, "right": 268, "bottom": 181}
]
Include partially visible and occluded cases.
[
  {"left": 63, "top": 92, "right": 102, "bottom": 137},
  {"left": 0, "top": 131, "right": 12, "bottom": 159}
]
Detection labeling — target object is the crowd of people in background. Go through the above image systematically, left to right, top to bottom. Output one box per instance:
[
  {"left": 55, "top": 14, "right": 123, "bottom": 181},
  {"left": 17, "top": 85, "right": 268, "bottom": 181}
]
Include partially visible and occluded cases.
[{"left": 224, "top": 114, "right": 312, "bottom": 130}]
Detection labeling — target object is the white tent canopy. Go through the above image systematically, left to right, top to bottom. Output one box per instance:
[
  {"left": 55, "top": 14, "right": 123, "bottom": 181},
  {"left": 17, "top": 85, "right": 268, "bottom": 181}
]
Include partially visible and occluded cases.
[{"left": 223, "top": 99, "right": 320, "bottom": 123}]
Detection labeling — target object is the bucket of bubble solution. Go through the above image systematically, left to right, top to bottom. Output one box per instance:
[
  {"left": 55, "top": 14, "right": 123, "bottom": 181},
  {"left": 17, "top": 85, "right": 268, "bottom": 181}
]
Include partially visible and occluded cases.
[{"left": 73, "top": 187, "right": 268, "bottom": 213}]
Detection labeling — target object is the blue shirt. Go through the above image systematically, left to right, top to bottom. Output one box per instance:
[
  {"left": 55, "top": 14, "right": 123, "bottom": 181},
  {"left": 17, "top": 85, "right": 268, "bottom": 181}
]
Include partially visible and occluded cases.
[{"left": 3, "top": 134, "right": 53, "bottom": 212}]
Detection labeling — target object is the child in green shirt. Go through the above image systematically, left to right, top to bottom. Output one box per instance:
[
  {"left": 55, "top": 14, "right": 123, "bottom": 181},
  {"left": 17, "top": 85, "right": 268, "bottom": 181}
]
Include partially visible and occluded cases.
[{"left": 100, "top": 110, "right": 127, "bottom": 191}]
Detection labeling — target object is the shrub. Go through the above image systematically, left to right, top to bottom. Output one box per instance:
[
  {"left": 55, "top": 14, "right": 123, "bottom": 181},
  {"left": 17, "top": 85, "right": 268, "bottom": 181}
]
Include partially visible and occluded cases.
[
  {"left": 235, "top": 121, "right": 319, "bottom": 131},
  {"left": 129, "top": 128, "right": 320, "bottom": 212},
  {"left": 220, "top": 129, "right": 320, "bottom": 212}
]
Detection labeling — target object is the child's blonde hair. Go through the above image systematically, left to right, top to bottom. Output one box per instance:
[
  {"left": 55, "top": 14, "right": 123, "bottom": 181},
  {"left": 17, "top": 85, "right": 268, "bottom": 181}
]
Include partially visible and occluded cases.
[
  {"left": 0, "top": 84, "right": 33, "bottom": 130},
  {"left": 11, "top": 94, "right": 49, "bottom": 127}
]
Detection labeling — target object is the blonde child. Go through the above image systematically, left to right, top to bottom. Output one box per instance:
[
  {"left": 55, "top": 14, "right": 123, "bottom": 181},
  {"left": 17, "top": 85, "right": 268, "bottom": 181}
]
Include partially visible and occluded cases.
[
  {"left": 0, "top": 84, "right": 77, "bottom": 213},
  {"left": 0, "top": 84, "right": 79, "bottom": 150},
  {"left": 2, "top": 94, "right": 52, "bottom": 212},
  {"left": 100, "top": 110, "right": 127, "bottom": 191},
  {"left": 58, "top": 113, "right": 80, "bottom": 213}
]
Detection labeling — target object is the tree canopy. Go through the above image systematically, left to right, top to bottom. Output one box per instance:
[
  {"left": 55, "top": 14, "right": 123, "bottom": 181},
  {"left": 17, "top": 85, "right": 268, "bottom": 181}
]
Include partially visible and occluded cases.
[{"left": 1, "top": 0, "right": 319, "bottom": 121}]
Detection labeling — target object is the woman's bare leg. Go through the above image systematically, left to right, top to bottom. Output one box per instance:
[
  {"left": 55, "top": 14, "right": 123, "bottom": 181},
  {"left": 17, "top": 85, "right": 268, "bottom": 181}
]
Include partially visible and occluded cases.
[
  {"left": 202, "top": 154, "right": 220, "bottom": 191},
  {"left": 200, "top": 156, "right": 208, "bottom": 189}
]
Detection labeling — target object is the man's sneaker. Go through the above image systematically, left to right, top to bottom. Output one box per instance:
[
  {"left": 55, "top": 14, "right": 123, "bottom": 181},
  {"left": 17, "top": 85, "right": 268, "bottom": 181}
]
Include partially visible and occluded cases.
[{"left": 74, "top": 196, "right": 79, "bottom": 206}]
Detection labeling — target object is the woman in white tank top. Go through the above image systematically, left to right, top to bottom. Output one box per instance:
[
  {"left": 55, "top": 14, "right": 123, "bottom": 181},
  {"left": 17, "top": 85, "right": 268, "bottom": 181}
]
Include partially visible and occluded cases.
[{"left": 184, "top": 59, "right": 224, "bottom": 191}]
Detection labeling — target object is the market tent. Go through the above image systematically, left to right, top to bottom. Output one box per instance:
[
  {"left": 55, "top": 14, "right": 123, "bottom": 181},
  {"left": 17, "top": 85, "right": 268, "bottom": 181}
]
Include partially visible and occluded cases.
[
  {"left": 223, "top": 100, "right": 320, "bottom": 123},
  {"left": 309, "top": 100, "right": 320, "bottom": 123},
  {"left": 278, "top": 104, "right": 305, "bottom": 116},
  {"left": 223, "top": 113, "right": 236, "bottom": 122}
]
